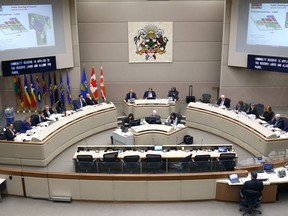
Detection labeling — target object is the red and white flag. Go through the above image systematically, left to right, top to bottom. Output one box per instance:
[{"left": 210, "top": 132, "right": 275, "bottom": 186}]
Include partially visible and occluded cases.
[
  {"left": 90, "top": 66, "right": 99, "bottom": 100},
  {"left": 100, "top": 66, "right": 107, "bottom": 101}
]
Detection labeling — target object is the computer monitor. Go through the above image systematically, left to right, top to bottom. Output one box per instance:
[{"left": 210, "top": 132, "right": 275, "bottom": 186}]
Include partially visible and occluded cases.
[
  {"left": 145, "top": 116, "right": 157, "bottom": 124},
  {"left": 130, "top": 119, "right": 141, "bottom": 127},
  {"left": 154, "top": 145, "right": 163, "bottom": 151},
  {"left": 218, "top": 146, "right": 228, "bottom": 152},
  {"left": 263, "top": 163, "right": 273, "bottom": 171}
]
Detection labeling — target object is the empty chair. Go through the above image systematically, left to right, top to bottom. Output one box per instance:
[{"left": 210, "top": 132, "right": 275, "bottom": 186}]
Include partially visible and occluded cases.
[
  {"left": 202, "top": 93, "right": 212, "bottom": 103},
  {"left": 71, "top": 100, "right": 78, "bottom": 110},
  {"left": 255, "top": 104, "right": 265, "bottom": 116},
  {"left": 175, "top": 113, "right": 182, "bottom": 124},
  {"left": 30, "top": 114, "right": 39, "bottom": 127},
  {"left": 12, "top": 120, "right": 22, "bottom": 133},
  {"left": 99, "top": 152, "right": 121, "bottom": 173},
  {"left": 217, "top": 153, "right": 236, "bottom": 171},
  {"left": 143, "top": 154, "right": 164, "bottom": 173},
  {"left": 180, "top": 154, "right": 193, "bottom": 172},
  {"left": 193, "top": 154, "right": 211, "bottom": 172},
  {"left": 75, "top": 155, "right": 96, "bottom": 173},
  {"left": 122, "top": 155, "right": 140, "bottom": 174},
  {"left": 239, "top": 189, "right": 262, "bottom": 216}
]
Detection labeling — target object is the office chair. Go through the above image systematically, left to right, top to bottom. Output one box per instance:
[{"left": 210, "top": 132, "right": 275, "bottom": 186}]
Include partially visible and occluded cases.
[
  {"left": 201, "top": 93, "right": 211, "bottom": 103},
  {"left": 226, "top": 98, "right": 231, "bottom": 108},
  {"left": 71, "top": 100, "right": 78, "bottom": 110},
  {"left": 242, "top": 103, "right": 249, "bottom": 112},
  {"left": 255, "top": 104, "right": 265, "bottom": 116},
  {"left": 175, "top": 113, "right": 182, "bottom": 124},
  {"left": 30, "top": 114, "right": 39, "bottom": 127},
  {"left": 12, "top": 120, "right": 22, "bottom": 133},
  {"left": 99, "top": 152, "right": 121, "bottom": 173},
  {"left": 217, "top": 153, "right": 236, "bottom": 171},
  {"left": 143, "top": 154, "right": 164, "bottom": 173},
  {"left": 180, "top": 154, "right": 192, "bottom": 172},
  {"left": 192, "top": 154, "right": 211, "bottom": 172},
  {"left": 75, "top": 155, "right": 96, "bottom": 173},
  {"left": 122, "top": 155, "right": 140, "bottom": 174},
  {"left": 239, "top": 189, "right": 262, "bottom": 216}
]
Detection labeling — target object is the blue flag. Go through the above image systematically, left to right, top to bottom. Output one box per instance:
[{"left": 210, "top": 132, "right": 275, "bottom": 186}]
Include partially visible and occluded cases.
[
  {"left": 80, "top": 68, "right": 88, "bottom": 97},
  {"left": 66, "top": 70, "right": 72, "bottom": 104},
  {"left": 49, "top": 73, "right": 54, "bottom": 106},
  {"left": 60, "top": 73, "right": 65, "bottom": 104},
  {"left": 35, "top": 76, "right": 42, "bottom": 108}
]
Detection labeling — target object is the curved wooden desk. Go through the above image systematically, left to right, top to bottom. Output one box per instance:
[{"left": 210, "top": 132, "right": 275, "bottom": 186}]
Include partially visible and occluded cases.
[
  {"left": 123, "top": 99, "right": 180, "bottom": 119},
  {"left": 186, "top": 102, "right": 288, "bottom": 158},
  {"left": 0, "top": 103, "right": 117, "bottom": 167}
]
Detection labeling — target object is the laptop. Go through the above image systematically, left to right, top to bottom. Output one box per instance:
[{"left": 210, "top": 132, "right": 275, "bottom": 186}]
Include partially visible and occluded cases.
[
  {"left": 154, "top": 145, "right": 163, "bottom": 151},
  {"left": 218, "top": 146, "right": 228, "bottom": 152},
  {"left": 263, "top": 163, "right": 275, "bottom": 174},
  {"left": 229, "top": 173, "right": 240, "bottom": 183}
]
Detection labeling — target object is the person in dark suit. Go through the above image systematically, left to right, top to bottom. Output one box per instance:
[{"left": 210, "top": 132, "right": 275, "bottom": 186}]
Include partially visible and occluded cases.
[
  {"left": 167, "top": 87, "right": 179, "bottom": 101},
  {"left": 143, "top": 88, "right": 156, "bottom": 99},
  {"left": 125, "top": 89, "right": 137, "bottom": 102},
  {"left": 85, "top": 93, "right": 97, "bottom": 105},
  {"left": 75, "top": 94, "right": 87, "bottom": 109},
  {"left": 217, "top": 94, "right": 231, "bottom": 108},
  {"left": 56, "top": 101, "right": 67, "bottom": 114},
  {"left": 246, "top": 103, "right": 259, "bottom": 118},
  {"left": 43, "top": 105, "right": 55, "bottom": 118},
  {"left": 260, "top": 106, "right": 274, "bottom": 122},
  {"left": 150, "top": 110, "right": 161, "bottom": 124},
  {"left": 31, "top": 111, "right": 48, "bottom": 126},
  {"left": 122, "top": 113, "right": 135, "bottom": 127},
  {"left": 270, "top": 114, "right": 285, "bottom": 130},
  {"left": 19, "top": 116, "right": 33, "bottom": 133},
  {"left": 4, "top": 123, "right": 18, "bottom": 141},
  {"left": 240, "top": 171, "right": 263, "bottom": 200}
]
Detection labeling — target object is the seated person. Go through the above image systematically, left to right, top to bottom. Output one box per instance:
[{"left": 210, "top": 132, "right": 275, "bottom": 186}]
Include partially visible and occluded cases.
[
  {"left": 167, "top": 87, "right": 179, "bottom": 101},
  {"left": 143, "top": 88, "right": 156, "bottom": 99},
  {"left": 125, "top": 89, "right": 137, "bottom": 102},
  {"left": 85, "top": 93, "right": 97, "bottom": 105},
  {"left": 75, "top": 94, "right": 87, "bottom": 109},
  {"left": 217, "top": 94, "right": 231, "bottom": 108},
  {"left": 235, "top": 100, "right": 248, "bottom": 112},
  {"left": 56, "top": 101, "right": 67, "bottom": 114},
  {"left": 246, "top": 103, "right": 259, "bottom": 118},
  {"left": 43, "top": 105, "right": 55, "bottom": 118},
  {"left": 259, "top": 106, "right": 274, "bottom": 122},
  {"left": 146, "top": 110, "right": 161, "bottom": 124},
  {"left": 31, "top": 111, "right": 48, "bottom": 126},
  {"left": 165, "top": 112, "right": 178, "bottom": 127},
  {"left": 122, "top": 113, "right": 135, "bottom": 128},
  {"left": 270, "top": 113, "right": 285, "bottom": 130},
  {"left": 19, "top": 116, "right": 33, "bottom": 133},
  {"left": 4, "top": 123, "right": 19, "bottom": 141},
  {"left": 240, "top": 171, "right": 263, "bottom": 202}
]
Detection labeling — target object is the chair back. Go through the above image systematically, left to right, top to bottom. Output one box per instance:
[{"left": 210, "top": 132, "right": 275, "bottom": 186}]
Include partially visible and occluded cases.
[
  {"left": 202, "top": 93, "right": 211, "bottom": 103},
  {"left": 71, "top": 100, "right": 78, "bottom": 110},
  {"left": 255, "top": 104, "right": 265, "bottom": 116},
  {"left": 175, "top": 113, "right": 182, "bottom": 124},
  {"left": 30, "top": 114, "right": 39, "bottom": 126},
  {"left": 13, "top": 120, "right": 23, "bottom": 133},
  {"left": 103, "top": 152, "right": 119, "bottom": 162},
  {"left": 219, "top": 153, "right": 236, "bottom": 160},
  {"left": 146, "top": 154, "right": 162, "bottom": 162},
  {"left": 194, "top": 154, "right": 211, "bottom": 162},
  {"left": 77, "top": 155, "right": 93, "bottom": 162},
  {"left": 123, "top": 155, "right": 140, "bottom": 163},
  {"left": 242, "top": 189, "right": 261, "bottom": 206}
]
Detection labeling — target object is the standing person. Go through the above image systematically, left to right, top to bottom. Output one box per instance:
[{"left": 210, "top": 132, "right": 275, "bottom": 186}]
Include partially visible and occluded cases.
[
  {"left": 167, "top": 87, "right": 179, "bottom": 101},
  {"left": 143, "top": 88, "right": 156, "bottom": 99},
  {"left": 125, "top": 89, "right": 137, "bottom": 102},
  {"left": 85, "top": 93, "right": 97, "bottom": 105},
  {"left": 217, "top": 94, "right": 231, "bottom": 108},
  {"left": 43, "top": 105, "right": 55, "bottom": 118},
  {"left": 165, "top": 112, "right": 178, "bottom": 127},
  {"left": 19, "top": 116, "right": 33, "bottom": 133},
  {"left": 4, "top": 123, "right": 18, "bottom": 141}
]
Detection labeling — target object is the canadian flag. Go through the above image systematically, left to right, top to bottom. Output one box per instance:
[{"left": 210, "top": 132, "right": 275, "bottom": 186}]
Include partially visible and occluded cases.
[
  {"left": 90, "top": 66, "right": 99, "bottom": 100},
  {"left": 100, "top": 66, "right": 107, "bottom": 101}
]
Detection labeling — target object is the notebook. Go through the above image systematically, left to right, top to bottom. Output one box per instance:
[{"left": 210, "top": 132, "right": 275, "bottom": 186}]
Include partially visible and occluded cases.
[
  {"left": 263, "top": 163, "right": 275, "bottom": 174},
  {"left": 229, "top": 174, "right": 240, "bottom": 183}
]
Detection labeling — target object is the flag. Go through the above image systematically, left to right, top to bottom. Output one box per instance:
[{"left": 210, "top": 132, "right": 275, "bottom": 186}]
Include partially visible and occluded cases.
[
  {"left": 90, "top": 66, "right": 99, "bottom": 100},
  {"left": 100, "top": 66, "right": 107, "bottom": 101},
  {"left": 80, "top": 67, "right": 88, "bottom": 97},
  {"left": 66, "top": 70, "right": 72, "bottom": 104},
  {"left": 54, "top": 72, "right": 59, "bottom": 104},
  {"left": 41, "top": 73, "right": 47, "bottom": 98},
  {"left": 48, "top": 73, "right": 54, "bottom": 106},
  {"left": 60, "top": 73, "right": 65, "bottom": 104},
  {"left": 23, "top": 74, "right": 31, "bottom": 108},
  {"left": 29, "top": 74, "right": 37, "bottom": 107},
  {"left": 35, "top": 75, "right": 42, "bottom": 108},
  {"left": 13, "top": 76, "right": 24, "bottom": 108}
]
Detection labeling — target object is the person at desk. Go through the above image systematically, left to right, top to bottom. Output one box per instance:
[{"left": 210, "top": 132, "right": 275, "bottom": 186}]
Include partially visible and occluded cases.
[
  {"left": 168, "top": 87, "right": 179, "bottom": 101},
  {"left": 143, "top": 88, "right": 156, "bottom": 99},
  {"left": 125, "top": 89, "right": 137, "bottom": 102},
  {"left": 85, "top": 93, "right": 97, "bottom": 105},
  {"left": 75, "top": 94, "right": 87, "bottom": 109},
  {"left": 217, "top": 94, "right": 231, "bottom": 108},
  {"left": 235, "top": 100, "right": 248, "bottom": 112},
  {"left": 56, "top": 101, "right": 66, "bottom": 114},
  {"left": 246, "top": 103, "right": 259, "bottom": 118},
  {"left": 43, "top": 105, "right": 55, "bottom": 118},
  {"left": 259, "top": 106, "right": 274, "bottom": 122},
  {"left": 149, "top": 110, "right": 161, "bottom": 124},
  {"left": 31, "top": 111, "right": 48, "bottom": 126},
  {"left": 165, "top": 112, "right": 178, "bottom": 127},
  {"left": 122, "top": 113, "right": 135, "bottom": 127},
  {"left": 270, "top": 114, "right": 285, "bottom": 130},
  {"left": 19, "top": 116, "right": 33, "bottom": 134},
  {"left": 4, "top": 123, "right": 19, "bottom": 141},
  {"left": 240, "top": 171, "right": 263, "bottom": 201}
]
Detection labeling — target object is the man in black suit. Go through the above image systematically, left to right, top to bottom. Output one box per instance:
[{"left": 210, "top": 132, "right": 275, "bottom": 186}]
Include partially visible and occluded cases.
[
  {"left": 168, "top": 87, "right": 179, "bottom": 101},
  {"left": 143, "top": 88, "right": 156, "bottom": 99},
  {"left": 125, "top": 89, "right": 137, "bottom": 102},
  {"left": 85, "top": 93, "right": 97, "bottom": 105},
  {"left": 217, "top": 94, "right": 231, "bottom": 108},
  {"left": 246, "top": 103, "right": 259, "bottom": 118},
  {"left": 43, "top": 105, "right": 55, "bottom": 118},
  {"left": 31, "top": 111, "right": 48, "bottom": 126},
  {"left": 270, "top": 113, "right": 285, "bottom": 130},
  {"left": 4, "top": 123, "right": 18, "bottom": 141},
  {"left": 240, "top": 171, "right": 263, "bottom": 201}
]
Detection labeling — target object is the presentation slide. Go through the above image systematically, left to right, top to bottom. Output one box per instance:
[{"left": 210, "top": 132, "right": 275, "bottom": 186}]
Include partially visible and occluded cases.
[
  {"left": 247, "top": 3, "right": 288, "bottom": 47},
  {"left": 0, "top": 4, "right": 55, "bottom": 51}
]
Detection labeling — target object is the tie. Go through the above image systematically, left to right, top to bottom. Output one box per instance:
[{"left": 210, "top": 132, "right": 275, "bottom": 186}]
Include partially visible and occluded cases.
[{"left": 80, "top": 99, "right": 83, "bottom": 107}]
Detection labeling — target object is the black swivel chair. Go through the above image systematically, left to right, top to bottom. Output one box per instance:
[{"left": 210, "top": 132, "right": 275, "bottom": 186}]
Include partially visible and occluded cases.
[
  {"left": 202, "top": 93, "right": 212, "bottom": 103},
  {"left": 71, "top": 100, "right": 78, "bottom": 110},
  {"left": 255, "top": 104, "right": 265, "bottom": 116},
  {"left": 175, "top": 113, "right": 182, "bottom": 124},
  {"left": 30, "top": 114, "right": 39, "bottom": 127},
  {"left": 13, "top": 120, "right": 23, "bottom": 133},
  {"left": 99, "top": 152, "right": 121, "bottom": 173},
  {"left": 217, "top": 153, "right": 236, "bottom": 171},
  {"left": 143, "top": 154, "right": 164, "bottom": 173},
  {"left": 180, "top": 154, "right": 193, "bottom": 172},
  {"left": 193, "top": 154, "right": 211, "bottom": 172},
  {"left": 75, "top": 155, "right": 96, "bottom": 173},
  {"left": 122, "top": 155, "right": 141, "bottom": 174},
  {"left": 239, "top": 189, "right": 262, "bottom": 216}
]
